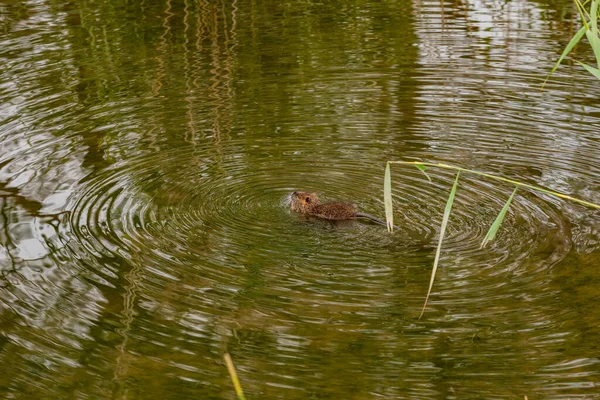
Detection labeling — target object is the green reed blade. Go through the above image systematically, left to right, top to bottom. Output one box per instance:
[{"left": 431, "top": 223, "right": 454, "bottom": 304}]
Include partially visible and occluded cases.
[
  {"left": 587, "top": 0, "right": 600, "bottom": 68},
  {"left": 590, "top": 0, "right": 598, "bottom": 30},
  {"left": 554, "top": 23, "right": 586, "bottom": 61},
  {"left": 542, "top": 24, "right": 587, "bottom": 88},
  {"left": 585, "top": 31, "right": 600, "bottom": 69},
  {"left": 577, "top": 61, "right": 600, "bottom": 78},
  {"left": 384, "top": 162, "right": 394, "bottom": 232},
  {"left": 415, "top": 163, "right": 432, "bottom": 182},
  {"left": 419, "top": 170, "right": 460, "bottom": 319},
  {"left": 480, "top": 187, "right": 518, "bottom": 249},
  {"left": 224, "top": 353, "right": 246, "bottom": 400}
]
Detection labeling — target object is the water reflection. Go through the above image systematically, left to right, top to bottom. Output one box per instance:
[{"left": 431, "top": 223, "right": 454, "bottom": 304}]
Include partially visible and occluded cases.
[{"left": 1, "top": 0, "right": 600, "bottom": 398}]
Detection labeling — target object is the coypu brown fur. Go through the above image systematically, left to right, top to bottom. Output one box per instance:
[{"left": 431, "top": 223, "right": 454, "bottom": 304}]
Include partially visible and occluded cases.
[{"left": 290, "top": 191, "right": 398, "bottom": 229}]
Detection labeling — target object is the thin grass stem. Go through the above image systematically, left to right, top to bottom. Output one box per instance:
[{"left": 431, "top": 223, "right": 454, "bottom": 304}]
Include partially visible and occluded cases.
[{"left": 388, "top": 161, "right": 600, "bottom": 210}]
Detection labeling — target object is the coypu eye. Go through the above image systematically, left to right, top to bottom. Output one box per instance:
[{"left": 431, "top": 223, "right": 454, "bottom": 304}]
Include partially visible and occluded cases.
[{"left": 305, "top": 197, "right": 311, "bottom": 203}]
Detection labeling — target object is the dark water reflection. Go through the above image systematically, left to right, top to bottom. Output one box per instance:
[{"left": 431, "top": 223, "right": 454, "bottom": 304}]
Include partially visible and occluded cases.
[{"left": 1, "top": 0, "right": 600, "bottom": 398}]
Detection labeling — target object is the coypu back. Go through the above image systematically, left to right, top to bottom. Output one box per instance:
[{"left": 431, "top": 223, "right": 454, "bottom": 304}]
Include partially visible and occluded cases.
[
  {"left": 290, "top": 191, "right": 357, "bottom": 220},
  {"left": 290, "top": 191, "right": 399, "bottom": 229},
  {"left": 308, "top": 201, "right": 358, "bottom": 220}
]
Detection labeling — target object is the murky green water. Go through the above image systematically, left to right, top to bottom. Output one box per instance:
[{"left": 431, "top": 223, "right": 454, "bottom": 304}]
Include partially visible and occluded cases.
[{"left": 2, "top": 0, "right": 600, "bottom": 398}]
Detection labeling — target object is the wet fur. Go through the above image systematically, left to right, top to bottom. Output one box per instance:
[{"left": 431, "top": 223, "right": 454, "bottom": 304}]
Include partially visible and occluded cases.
[{"left": 290, "top": 191, "right": 398, "bottom": 229}]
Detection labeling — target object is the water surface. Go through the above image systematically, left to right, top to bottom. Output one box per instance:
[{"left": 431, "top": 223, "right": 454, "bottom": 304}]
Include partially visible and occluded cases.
[{"left": 1, "top": 0, "right": 600, "bottom": 398}]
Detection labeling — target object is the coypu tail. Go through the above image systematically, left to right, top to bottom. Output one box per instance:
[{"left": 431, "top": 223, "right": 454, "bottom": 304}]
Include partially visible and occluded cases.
[{"left": 355, "top": 212, "right": 400, "bottom": 230}]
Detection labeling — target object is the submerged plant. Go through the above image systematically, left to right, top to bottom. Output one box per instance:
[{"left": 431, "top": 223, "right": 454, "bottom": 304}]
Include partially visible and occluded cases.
[
  {"left": 545, "top": 0, "right": 600, "bottom": 84},
  {"left": 383, "top": 161, "right": 600, "bottom": 318}
]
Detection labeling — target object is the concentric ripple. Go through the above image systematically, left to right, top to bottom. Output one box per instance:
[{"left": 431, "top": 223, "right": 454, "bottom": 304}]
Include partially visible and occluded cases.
[
  {"left": 58, "top": 141, "right": 578, "bottom": 312},
  {"left": 52, "top": 142, "right": 592, "bottom": 399}
]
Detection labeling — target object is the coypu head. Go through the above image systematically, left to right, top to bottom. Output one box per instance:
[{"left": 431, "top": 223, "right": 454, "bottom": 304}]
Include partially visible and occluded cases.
[{"left": 290, "top": 191, "right": 320, "bottom": 214}]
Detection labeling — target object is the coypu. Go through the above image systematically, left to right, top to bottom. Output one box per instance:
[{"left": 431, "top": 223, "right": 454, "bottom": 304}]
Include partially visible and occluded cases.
[{"left": 290, "top": 191, "right": 399, "bottom": 229}]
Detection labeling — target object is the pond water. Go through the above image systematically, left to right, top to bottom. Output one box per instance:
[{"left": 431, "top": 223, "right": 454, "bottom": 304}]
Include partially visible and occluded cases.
[{"left": 1, "top": 0, "right": 600, "bottom": 398}]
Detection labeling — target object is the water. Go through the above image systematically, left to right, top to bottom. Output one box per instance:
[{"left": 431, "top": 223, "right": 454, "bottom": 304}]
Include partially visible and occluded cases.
[{"left": 1, "top": 0, "right": 600, "bottom": 398}]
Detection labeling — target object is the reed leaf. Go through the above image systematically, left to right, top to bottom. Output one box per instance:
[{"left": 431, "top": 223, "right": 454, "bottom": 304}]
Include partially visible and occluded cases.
[
  {"left": 587, "top": 0, "right": 600, "bottom": 67},
  {"left": 590, "top": 0, "right": 598, "bottom": 31},
  {"left": 542, "top": 24, "right": 587, "bottom": 88},
  {"left": 585, "top": 31, "right": 600, "bottom": 68},
  {"left": 577, "top": 61, "right": 600, "bottom": 78},
  {"left": 384, "top": 162, "right": 394, "bottom": 232},
  {"left": 415, "top": 163, "right": 432, "bottom": 182},
  {"left": 420, "top": 170, "right": 460, "bottom": 319},
  {"left": 480, "top": 187, "right": 518, "bottom": 249},
  {"left": 224, "top": 353, "right": 246, "bottom": 400}
]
